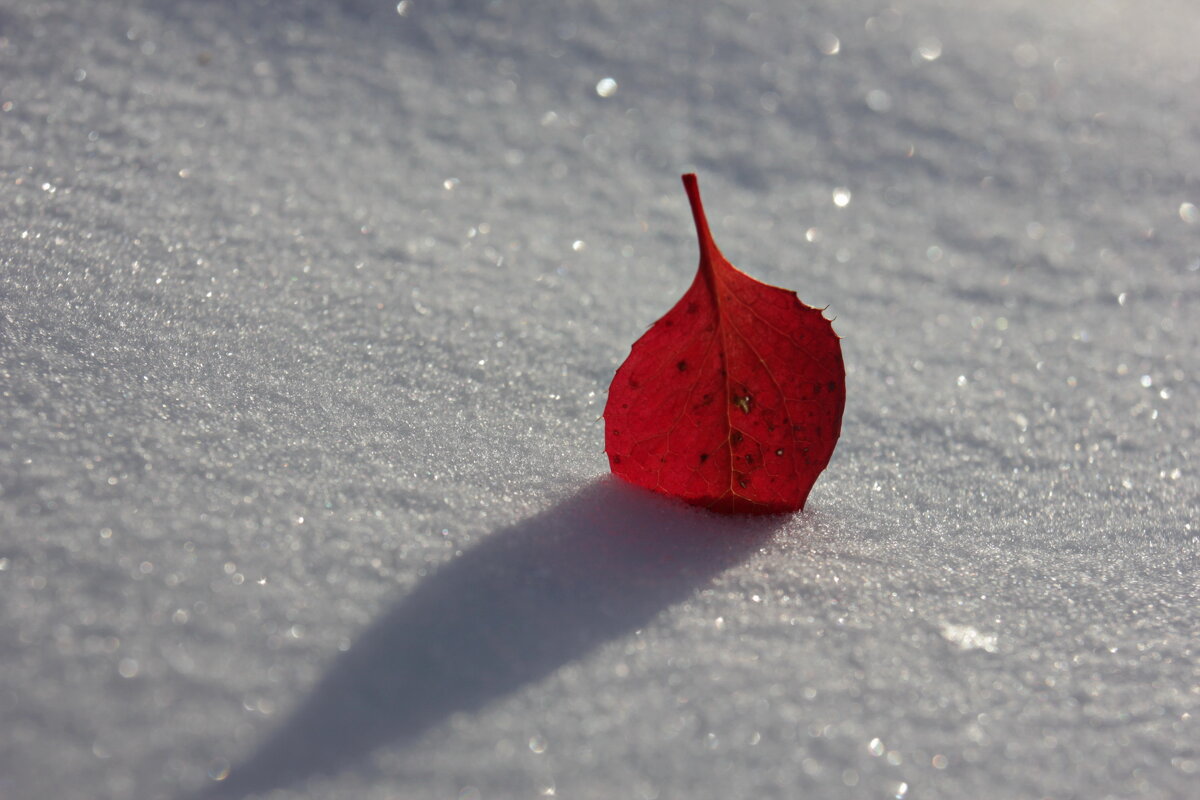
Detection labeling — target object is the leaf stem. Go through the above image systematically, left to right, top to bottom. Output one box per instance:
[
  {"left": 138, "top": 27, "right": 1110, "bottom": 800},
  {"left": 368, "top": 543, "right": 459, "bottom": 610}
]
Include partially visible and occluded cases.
[{"left": 682, "top": 173, "right": 716, "bottom": 264}]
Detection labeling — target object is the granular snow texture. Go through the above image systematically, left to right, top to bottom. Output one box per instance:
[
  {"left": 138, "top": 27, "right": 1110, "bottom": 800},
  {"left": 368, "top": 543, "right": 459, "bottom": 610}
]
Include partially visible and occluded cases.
[{"left": 1, "top": 1, "right": 1197, "bottom": 799}]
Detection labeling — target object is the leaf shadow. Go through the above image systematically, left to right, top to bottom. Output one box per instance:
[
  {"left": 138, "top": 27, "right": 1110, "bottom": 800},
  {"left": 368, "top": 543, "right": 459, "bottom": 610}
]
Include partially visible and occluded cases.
[{"left": 204, "top": 476, "right": 782, "bottom": 798}]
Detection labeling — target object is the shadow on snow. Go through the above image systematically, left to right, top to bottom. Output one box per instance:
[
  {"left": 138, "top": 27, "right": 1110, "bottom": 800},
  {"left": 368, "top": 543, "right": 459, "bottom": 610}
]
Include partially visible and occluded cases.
[{"left": 204, "top": 476, "right": 782, "bottom": 797}]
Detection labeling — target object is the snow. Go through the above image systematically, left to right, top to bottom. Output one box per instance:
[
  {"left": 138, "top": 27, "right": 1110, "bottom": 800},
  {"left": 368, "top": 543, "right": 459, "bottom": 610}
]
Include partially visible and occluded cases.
[{"left": 1, "top": 1, "right": 1197, "bottom": 798}]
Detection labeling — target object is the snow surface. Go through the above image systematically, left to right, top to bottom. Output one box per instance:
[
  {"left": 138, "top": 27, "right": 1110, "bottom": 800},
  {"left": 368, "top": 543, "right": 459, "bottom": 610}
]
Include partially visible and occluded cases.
[{"left": 2, "top": 1, "right": 1198, "bottom": 798}]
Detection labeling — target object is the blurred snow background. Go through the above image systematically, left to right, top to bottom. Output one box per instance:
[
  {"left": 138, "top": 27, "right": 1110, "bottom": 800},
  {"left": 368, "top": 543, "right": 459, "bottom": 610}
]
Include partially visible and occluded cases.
[{"left": 1, "top": 0, "right": 1197, "bottom": 798}]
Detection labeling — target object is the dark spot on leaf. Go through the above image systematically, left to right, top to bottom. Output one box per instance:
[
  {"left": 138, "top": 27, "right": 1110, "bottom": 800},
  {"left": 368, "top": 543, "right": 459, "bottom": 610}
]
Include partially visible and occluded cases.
[
  {"left": 687, "top": 301, "right": 699, "bottom": 313},
  {"left": 676, "top": 360, "right": 688, "bottom": 371},
  {"left": 629, "top": 379, "right": 640, "bottom": 389},
  {"left": 827, "top": 381, "right": 837, "bottom": 393},
  {"left": 731, "top": 431, "right": 743, "bottom": 445},
  {"left": 699, "top": 453, "right": 709, "bottom": 463},
  {"left": 745, "top": 454, "right": 754, "bottom": 465},
  {"left": 612, "top": 455, "right": 622, "bottom": 464}
]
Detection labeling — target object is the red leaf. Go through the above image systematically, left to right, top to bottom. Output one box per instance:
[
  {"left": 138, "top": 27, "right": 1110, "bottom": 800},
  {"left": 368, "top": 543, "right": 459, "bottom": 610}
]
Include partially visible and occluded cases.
[{"left": 604, "top": 174, "right": 845, "bottom": 515}]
